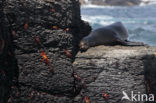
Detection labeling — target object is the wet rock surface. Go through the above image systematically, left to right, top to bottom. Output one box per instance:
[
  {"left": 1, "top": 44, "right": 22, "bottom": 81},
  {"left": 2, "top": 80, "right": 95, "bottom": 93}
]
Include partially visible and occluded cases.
[{"left": 73, "top": 46, "right": 156, "bottom": 103}]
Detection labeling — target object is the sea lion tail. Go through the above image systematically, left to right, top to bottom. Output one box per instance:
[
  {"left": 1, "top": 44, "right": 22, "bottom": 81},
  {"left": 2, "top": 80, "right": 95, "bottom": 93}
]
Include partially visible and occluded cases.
[{"left": 123, "top": 41, "right": 148, "bottom": 46}]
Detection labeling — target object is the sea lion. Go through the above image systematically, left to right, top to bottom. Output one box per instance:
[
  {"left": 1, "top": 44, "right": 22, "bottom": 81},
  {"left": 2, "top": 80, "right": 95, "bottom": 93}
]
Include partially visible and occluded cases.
[{"left": 79, "top": 22, "right": 145, "bottom": 52}]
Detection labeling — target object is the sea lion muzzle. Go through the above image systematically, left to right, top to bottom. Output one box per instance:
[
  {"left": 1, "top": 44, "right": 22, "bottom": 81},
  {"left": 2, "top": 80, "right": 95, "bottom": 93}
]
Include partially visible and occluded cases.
[{"left": 79, "top": 40, "right": 89, "bottom": 52}]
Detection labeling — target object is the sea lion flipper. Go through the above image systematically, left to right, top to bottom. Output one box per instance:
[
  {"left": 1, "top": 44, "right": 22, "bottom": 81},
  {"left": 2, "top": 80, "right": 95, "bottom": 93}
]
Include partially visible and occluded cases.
[{"left": 121, "top": 41, "right": 147, "bottom": 46}]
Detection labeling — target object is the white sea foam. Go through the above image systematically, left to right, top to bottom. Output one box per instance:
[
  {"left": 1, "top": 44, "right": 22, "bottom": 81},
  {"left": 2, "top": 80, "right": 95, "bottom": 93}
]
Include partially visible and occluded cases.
[
  {"left": 82, "top": 0, "right": 156, "bottom": 7},
  {"left": 140, "top": 0, "right": 156, "bottom": 6},
  {"left": 81, "top": 4, "right": 116, "bottom": 9},
  {"left": 81, "top": 15, "right": 114, "bottom": 26},
  {"left": 81, "top": 15, "right": 153, "bottom": 27}
]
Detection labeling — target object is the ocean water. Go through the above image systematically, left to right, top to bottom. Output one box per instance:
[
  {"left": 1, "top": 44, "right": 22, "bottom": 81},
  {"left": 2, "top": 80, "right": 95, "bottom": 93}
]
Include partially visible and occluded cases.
[{"left": 81, "top": 4, "right": 156, "bottom": 46}]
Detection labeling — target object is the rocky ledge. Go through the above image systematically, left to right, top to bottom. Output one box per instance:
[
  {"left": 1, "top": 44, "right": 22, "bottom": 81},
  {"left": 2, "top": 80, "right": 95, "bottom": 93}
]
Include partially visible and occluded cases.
[{"left": 73, "top": 46, "right": 156, "bottom": 103}]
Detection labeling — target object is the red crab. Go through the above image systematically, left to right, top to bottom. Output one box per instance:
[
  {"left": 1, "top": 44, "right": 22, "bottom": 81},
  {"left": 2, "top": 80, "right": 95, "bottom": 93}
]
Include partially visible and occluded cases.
[
  {"left": 50, "top": 8, "right": 55, "bottom": 12},
  {"left": 24, "top": 22, "right": 28, "bottom": 30},
  {"left": 34, "top": 35, "right": 41, "bottom": 44},
  {"left": 64, "top": 50, "right": 72, "bottom": 58},
  {"left": 40, "top": 51, "right": 53, "bottom": 72},
  {"left": 74, "top": 73, "right": 81, "bottom": 81},
  {"left": 103, "top": 91, "right": 109, "bottom": 100},
  {"left": 84, "top": 96, "right": 90, "bottom": 103}
]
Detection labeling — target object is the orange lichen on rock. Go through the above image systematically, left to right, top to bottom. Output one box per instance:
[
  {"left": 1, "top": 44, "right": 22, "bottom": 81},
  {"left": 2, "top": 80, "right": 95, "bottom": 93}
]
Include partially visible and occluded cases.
[
  {"left": 64, "top": 50, "right": 72, "bottom": 58},
  {"left": 84, "top": 96, "right": 90, "bottom": 103}
]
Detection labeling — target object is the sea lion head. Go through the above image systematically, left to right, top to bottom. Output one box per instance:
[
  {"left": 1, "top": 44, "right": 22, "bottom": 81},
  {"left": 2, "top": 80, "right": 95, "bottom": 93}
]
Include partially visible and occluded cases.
[{"left": 79, "top": 40, "right": 89, "bottom": 52}]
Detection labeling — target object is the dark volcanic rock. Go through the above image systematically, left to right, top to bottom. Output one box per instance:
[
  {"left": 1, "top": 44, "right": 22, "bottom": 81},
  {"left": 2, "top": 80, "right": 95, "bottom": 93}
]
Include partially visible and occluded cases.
[
  {"left": 3, "top": 0, "right": 156, "bottom": 103},
  {"left": 4, "top": 0, "right": 91, "bottom": 102},
  {"left": 6, "top": 0, "right": 81, "bottom": 28},
  {"left": 0, "top": 1, "right": 18, "bottom": 103},
  {"left": 73, "top": 46, "right": 156, "bottom": 103},
  {"left": 10, "top": 85, "right": 73, "bottom": 103}
]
